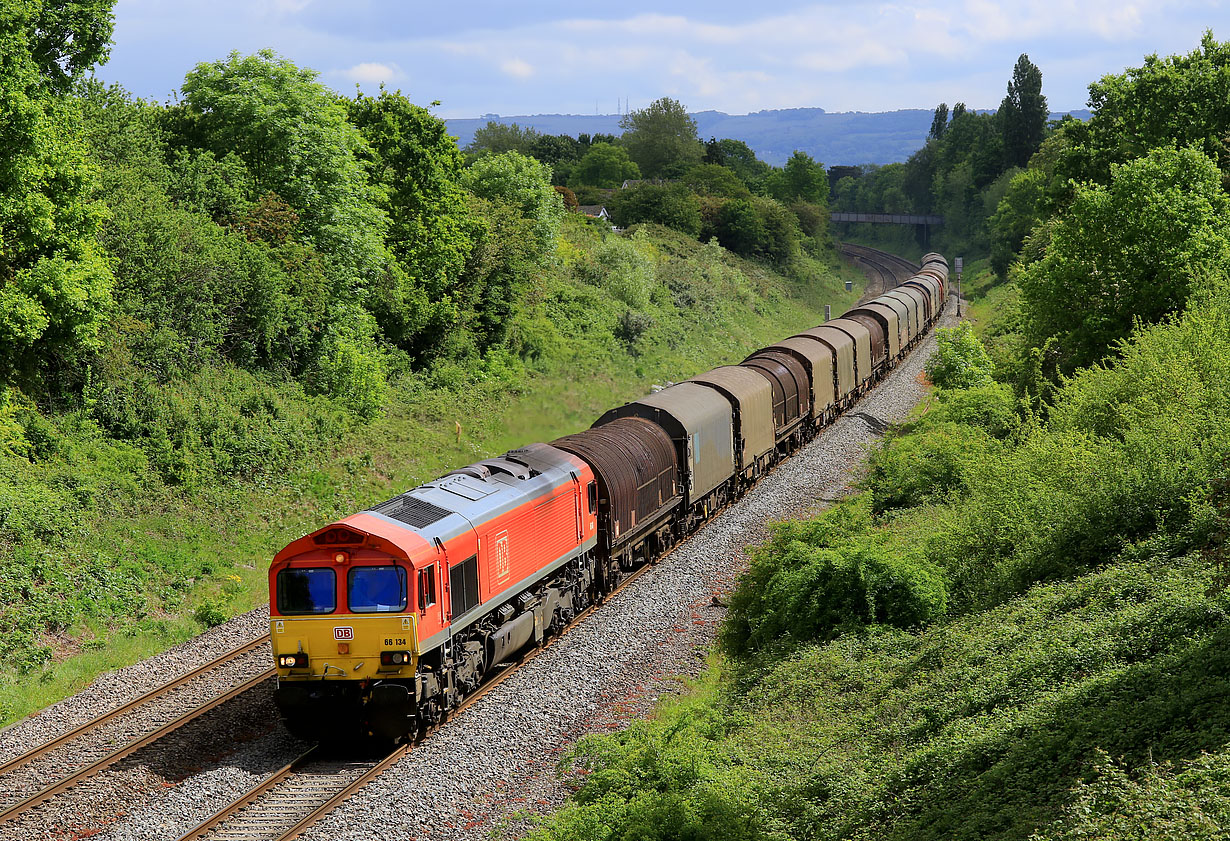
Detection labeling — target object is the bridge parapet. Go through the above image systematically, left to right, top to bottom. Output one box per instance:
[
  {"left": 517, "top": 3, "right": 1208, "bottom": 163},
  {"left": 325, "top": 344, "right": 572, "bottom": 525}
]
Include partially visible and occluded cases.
[{"left": 831, "top": 212, "right": 944, "bottom": 225}]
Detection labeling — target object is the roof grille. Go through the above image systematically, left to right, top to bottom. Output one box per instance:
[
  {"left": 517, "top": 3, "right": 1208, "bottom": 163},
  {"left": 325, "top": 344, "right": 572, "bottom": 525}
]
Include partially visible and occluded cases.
[{"left": 370, "top": 495, "right": 452, "bottom": 529}]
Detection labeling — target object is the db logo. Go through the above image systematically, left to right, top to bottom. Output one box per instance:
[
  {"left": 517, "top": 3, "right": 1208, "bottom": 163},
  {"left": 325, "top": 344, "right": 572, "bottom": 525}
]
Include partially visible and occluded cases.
[{"left": 333, "top": 626, "right": 354, "bottom": 641}]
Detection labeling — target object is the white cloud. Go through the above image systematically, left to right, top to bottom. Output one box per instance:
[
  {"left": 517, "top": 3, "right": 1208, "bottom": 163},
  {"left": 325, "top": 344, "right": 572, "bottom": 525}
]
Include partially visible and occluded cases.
[
  {"left": 266, "top": 0, "right": 312, "bottom": 14},
  {"left": 500, "top": 58, "right": 535, "bottom": 78},
  {"left": 337, "top": 61, "right": 403, "bottom": 84}
]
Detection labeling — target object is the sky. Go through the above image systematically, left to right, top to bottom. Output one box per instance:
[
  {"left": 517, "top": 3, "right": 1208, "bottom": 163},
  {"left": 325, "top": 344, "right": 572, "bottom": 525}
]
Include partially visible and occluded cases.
[{"left": 97, "top": 1, "right": 1226, "bottom": 118}]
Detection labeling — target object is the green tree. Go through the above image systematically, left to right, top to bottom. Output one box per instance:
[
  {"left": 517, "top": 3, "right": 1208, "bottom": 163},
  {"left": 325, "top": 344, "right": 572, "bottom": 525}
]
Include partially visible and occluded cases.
[
  {"left": 0, "top": 0, "right": 117, "bottom": 389},
  {"left": 17, "top": 0, "right": 114, "bottom": 93},
  {"left": 1077, "top": 32, "right": 1230, "bottom": 183},
  {"left": 177, "top": 51, "right": 390, "bottom": 281},
  {"left": 1000, "top": 54, "right": 1048, "bottom": 169},
  {"left": 348, "top": 89, "right": 474, "bottom": 349},
  {"left": 618, "top": 97, "right": 703, "bottom": 179},
  {"left": 929, "top": 102, "right": 949, "bottom": 139},
  {"left": 464, "top": 121, "right": 540, "bottom": 158},
  {"left": 528, "top": 133, "right": 582, "bottom": 167},
  {"left": 703, "top": 138, "right": 770, "bottom": 191},
  {"left": 568, "top": 142, "right": 640, "bottom": 189},
  {"left": 1019, "top": 146, "right": 1230, "bottom": 372},
  {"left": 460, "top": 151, "right": 564, "bottom": 259},
  {"left": 765, "top": 151, "right": 829, "bottom": 205},
  {"left": 680, "top": 163, "right": 750, "bottom": 198},
  {"left": 988, "top": 167, "right": 1045, "bottom": 277},
  {"left": 608, "top": 183, "right": 702, "bottom": 238},
  {"left": 456, "top": 194, "right": 551, "bottom": 356},
  {"left": 926, "top": 322, "right": 995, "bottom": 388}
]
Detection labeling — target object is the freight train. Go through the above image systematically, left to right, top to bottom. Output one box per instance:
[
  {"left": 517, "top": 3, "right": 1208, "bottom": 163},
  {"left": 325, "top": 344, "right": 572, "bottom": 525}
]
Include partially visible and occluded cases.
[{"left": 269, "top": 252, "right": 950, "bottom": 742}]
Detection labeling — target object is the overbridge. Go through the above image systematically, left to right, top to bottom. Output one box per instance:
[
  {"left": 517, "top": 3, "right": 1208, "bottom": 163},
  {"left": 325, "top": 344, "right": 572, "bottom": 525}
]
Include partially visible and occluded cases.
[
  {"left": 829, "top": 212, "right": 944, "bottom": 225},
  {"left": 830, "top": 212, "right": 943, "bottom": 247}
]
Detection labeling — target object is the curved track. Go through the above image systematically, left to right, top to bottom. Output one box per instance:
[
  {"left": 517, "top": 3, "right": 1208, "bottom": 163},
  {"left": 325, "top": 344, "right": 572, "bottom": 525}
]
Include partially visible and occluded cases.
[
  {"left": 839, "top": 242, "right": 919, "bottom": 300},
  {"left": 0, "top": 637, "right": 274, "bottom": 824}
]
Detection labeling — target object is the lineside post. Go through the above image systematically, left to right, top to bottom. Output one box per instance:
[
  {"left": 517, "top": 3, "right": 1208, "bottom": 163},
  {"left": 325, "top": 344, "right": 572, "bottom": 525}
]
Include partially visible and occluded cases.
[{"left": 955, "top": 256, "right": 963, "bottom": 316}]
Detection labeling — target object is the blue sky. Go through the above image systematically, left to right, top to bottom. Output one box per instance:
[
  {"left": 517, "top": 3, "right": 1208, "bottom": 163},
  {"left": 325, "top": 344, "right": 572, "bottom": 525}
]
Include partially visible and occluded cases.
[{"left": 98, "top": 1, "right": 1226, "bottom": 118}]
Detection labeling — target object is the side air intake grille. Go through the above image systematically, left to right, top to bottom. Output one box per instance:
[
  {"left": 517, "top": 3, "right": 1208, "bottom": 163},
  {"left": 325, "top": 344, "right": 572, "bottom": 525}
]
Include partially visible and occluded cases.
[{"left": 371, "top": 495, "right": 452, "bottom": 529}]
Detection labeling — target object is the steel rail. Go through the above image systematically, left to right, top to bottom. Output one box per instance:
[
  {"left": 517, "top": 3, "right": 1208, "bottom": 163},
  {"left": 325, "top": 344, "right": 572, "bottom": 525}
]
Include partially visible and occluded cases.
[
  {"left": 176, "top": 554, "right": 667, "bottom": 841},
  {"left": 0, "top": 635, "right": 272, "bottom": 780},
  {"left": 0, "top": 668, "right": 274, "bottom": 823}
]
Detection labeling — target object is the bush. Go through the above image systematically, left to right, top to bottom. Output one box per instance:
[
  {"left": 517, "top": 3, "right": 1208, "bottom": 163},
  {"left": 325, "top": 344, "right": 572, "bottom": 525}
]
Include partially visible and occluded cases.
[
  {"left": 460, "top": 151, "right": 565, "bottom": 257},
  {"left": 608, "top": 183, "right": 703, "bottom": 238},
  {"left": 588, "top": 235, "right": 657, "bottom": 309},
  {"left": 306, "top": 305, "right": 389, "bottom": 419},
  {"left": 614, "top": 310, "right": 655, "bottom": 355},
  {"left": 926, "top": 321, "right": 994, "bottom": 388},
  {"left": 933, "top": 381, "right": 1020, "bottom": 439},
  {"left": 863, "top": 420, "right": 993, "bottom": 513},
  {"left": 722, "top": 496, "right": 949, "bottom": 654},
  {"left": 194, "top": 600, "right": 228, "bottom": 628}
]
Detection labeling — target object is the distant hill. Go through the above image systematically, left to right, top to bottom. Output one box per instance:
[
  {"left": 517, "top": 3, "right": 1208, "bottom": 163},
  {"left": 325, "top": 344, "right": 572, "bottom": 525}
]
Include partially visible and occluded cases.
[{"left": 446, "top": 107, "right": 1092, "bottom": 167}]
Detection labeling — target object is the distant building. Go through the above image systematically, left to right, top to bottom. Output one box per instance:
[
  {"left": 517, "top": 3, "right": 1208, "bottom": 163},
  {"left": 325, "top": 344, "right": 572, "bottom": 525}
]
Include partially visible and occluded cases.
[{"left": 576, "top": 205, "right": 611, "bottom": 221}]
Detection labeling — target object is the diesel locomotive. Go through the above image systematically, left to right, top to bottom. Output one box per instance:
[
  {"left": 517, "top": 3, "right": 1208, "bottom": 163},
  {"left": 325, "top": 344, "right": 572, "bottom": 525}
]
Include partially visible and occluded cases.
[{"left": 269, "top": 252, "right": 950, "bottom": 742}]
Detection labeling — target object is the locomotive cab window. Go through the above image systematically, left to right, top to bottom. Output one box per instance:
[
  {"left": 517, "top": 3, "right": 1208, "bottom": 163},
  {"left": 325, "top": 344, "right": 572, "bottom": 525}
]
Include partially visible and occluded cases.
[
  {"left": 587, "top": 481, "right": 597, "bottom": 514},
  {"left": 348, "top": 565, "right": 407, "bottom": 613},
  {"left": 417, "top": 565, "right": 437, "bottom": 611},
  {"left": 276, "top": 568, "right": 336, "bottom": 615}
]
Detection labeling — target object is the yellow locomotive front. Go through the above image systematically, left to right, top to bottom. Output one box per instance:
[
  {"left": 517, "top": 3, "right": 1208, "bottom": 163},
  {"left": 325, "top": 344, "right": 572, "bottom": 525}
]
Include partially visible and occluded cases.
[{"left": 269, "top": 520, "right": 434, "bottom": 741}]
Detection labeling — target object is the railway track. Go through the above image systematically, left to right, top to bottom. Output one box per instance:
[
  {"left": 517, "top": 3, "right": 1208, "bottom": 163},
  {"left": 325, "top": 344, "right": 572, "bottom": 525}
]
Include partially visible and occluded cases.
[
  {"left": 839, "top": 242, "right": 919, "bottom": 299},
  {"left": 3, "top": 243, "right": 940, "bottom": 839},
  {"left": 175, "top": 557, "right": 666, "bottom": 841},
  {"left": 0, "top": 636, "right": 274, "bottom": 825}
]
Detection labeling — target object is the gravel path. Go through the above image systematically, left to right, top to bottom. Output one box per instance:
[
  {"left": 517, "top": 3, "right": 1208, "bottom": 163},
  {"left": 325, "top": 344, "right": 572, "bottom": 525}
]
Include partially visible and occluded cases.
[{"left": 6, "top": 291, "right": 956, "bottom": 841}]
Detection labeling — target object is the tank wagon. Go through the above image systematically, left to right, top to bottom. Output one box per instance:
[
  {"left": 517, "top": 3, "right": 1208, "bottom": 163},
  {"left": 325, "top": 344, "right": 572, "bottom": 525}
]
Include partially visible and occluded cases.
[{"left": 268, "top": 252, "right": 949, "bottom": 742}]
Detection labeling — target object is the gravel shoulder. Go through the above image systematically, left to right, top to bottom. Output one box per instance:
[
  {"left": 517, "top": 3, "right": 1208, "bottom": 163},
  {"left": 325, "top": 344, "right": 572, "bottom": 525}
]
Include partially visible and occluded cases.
[{"left": 4, "top": 296, "right": 957, "bottom": 841}]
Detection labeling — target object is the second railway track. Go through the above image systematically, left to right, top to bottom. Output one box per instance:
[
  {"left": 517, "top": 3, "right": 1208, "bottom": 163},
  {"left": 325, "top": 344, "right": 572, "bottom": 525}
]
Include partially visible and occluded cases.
[
  {"left": 839, "top": 241, "right": 919, "bottom": 299},
  {"left": 169, "top": 244, "right": 943, "bottom": 841},
  {"left": 175, "top": 550, "right": 669, "bottom": 841},
  {"left": 0, "top": 636, "right": 274, "bottom": 827}
]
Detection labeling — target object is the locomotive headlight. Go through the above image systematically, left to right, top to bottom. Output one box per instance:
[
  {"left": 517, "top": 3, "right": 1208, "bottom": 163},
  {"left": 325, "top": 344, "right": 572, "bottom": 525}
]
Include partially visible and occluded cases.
[
  {"left": 380, "top": 650, "right": 411, "bottom": 666},
  {"left": 278, "top": 654, "right": 308, "bottom": 668}
]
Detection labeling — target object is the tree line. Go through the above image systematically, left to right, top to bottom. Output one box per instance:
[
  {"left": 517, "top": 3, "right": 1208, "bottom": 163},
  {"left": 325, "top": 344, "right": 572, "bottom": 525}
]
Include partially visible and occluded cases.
[
  {"left": 830, "top": 53, "right": 1050, "bottom": 259},
  {"left": 465, "top": 97, "right": 832, "bottom": 267}
]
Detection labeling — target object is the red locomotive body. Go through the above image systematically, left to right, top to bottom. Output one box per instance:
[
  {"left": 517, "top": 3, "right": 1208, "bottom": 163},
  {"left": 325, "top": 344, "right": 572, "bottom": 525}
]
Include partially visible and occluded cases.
[{"left": 270, "top": 443, "right": 597, "bottom": 740}]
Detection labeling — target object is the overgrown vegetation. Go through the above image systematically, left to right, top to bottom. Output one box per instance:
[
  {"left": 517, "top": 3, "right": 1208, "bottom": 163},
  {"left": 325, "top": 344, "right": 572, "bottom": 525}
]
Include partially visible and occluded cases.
[{"left": 530, "top": 35, "right": 1230, "bottom": 841}]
